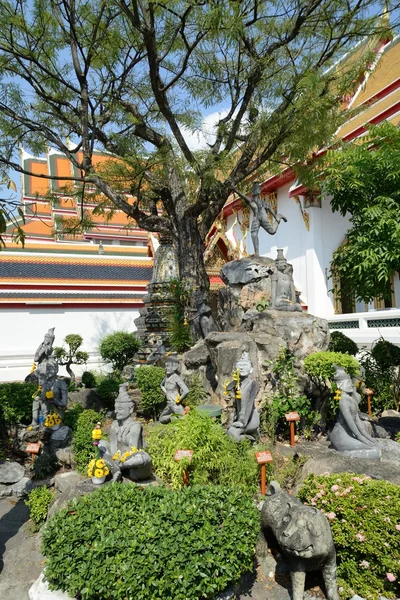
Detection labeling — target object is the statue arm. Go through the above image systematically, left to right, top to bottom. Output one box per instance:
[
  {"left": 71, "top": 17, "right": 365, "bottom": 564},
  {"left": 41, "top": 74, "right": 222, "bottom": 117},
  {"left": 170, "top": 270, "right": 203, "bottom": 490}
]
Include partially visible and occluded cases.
[
  {"left": 230, "top": 185, "right": 257, "bottom": 215},
  {"left": 177, "top": 377, "right": 189, "bottom": 402},
  {"left": 238, "top": 381, "right": 259, "bottom": 428},
  {"left": 339, "top": 400, "right": 375, "bottom": 446}
]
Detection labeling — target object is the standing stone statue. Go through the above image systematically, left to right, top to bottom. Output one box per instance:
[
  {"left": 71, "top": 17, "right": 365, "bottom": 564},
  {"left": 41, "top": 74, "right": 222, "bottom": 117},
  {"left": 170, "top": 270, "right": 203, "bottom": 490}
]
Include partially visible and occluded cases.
[
  {"left": 231, "top": 182, "right": 287, "bottom": 256},
  {"left": 271, "top": 249, "right": 302, "bottom": 312},
  {"left": 190, "top": 289, "right": 218, "bottom": 339},
  {"left": 227, "top": 351, "right": 260, "bottom": 442},
  {"left": 159, "top": 355, "right": 189, "bottom": 424},
  {"left": 99, "top": 383, "right": 152, "bottom": 481},
  {"left": 261, "top": 482, "right": 340, "bottom": 600}
]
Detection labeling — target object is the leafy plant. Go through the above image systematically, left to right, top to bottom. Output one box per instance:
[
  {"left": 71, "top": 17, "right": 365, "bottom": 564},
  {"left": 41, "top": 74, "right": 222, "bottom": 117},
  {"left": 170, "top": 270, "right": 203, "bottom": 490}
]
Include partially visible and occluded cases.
[
  {"left": 168, "top": 278, "right": 192, "bottom": 352},
  {"left": 255, "top": 296, "right": 270, "bottom": 312},
  {"left": 99, "top": 331, "right": 140, "bottom": 372},
  {"left": 328, "top": 331, "right": 358, "bottom": 356},
  {"left": 53, "top": 334, "right": 88, "bottom": 382},
  {"left": 370, "top": 338, "right": 400, "bottom": 371},
  {"left": 359, "top": 339, "right": 400, "bottom": 413},
  {"left": 135, "top": 366, "right": 166, "bottom": 420},
  {"left": 81, "top": 370, "right": 97, "bottom": 389},
  {"left": 96, "top": 373, "right": 123, "bottom": 409},
  {"left": 184, "top": 373, "right": 207, "bottom": 408},
  {"left": 0, "top": 382, "right": 36, "bottom": 432},
  {"left": 63, "top": 403, "right": 84, "bottom": 432},
  {"left": 72, "top": 409, "right": 103, "bottom": 474},
  {"left": 147, "top": 409, "right": 258, "bottom": 490},
  {"left": 31, "top": 451, "right": 59, "bottom": 480},
  {"left": 298, "top": 473, "right": 400, "bottom": 599},
  {"left": 42, "top": 483, "right": 259, "bottom": 600},
  {"left": 25, "top": 486, "right": 54, "bottom": 531}
]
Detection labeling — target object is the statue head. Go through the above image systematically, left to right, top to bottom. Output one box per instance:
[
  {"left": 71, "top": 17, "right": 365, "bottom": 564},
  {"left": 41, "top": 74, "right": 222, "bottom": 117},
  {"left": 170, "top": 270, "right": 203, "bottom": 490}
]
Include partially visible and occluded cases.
[
  {"left": 34, "top": 327, "right": 55, "bottom": 362},
  {"left": 236, "top": 351, "right": 253, "bottom": 378},
  {"left": 36, "top": 355, "right": 59, "bottom": 388},
  {"left": 165, "top": 355, "right": 180, "bottom": 375},
  {"left": 333, "top": 365, "right": 354, "bottom": 394},
  {"left": 114, "top": 383, "right": 134, "bottom": 421}
]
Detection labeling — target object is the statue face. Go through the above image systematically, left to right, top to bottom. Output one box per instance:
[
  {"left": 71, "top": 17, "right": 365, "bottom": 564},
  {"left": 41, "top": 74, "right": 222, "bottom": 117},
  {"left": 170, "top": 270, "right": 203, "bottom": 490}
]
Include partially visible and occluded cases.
[
  {"left": 276, "top": 260, "right": 287, "bottom": 273},
  {"left": 236, "top": 359, "right": 252, "bottom": 377},
  {"left": 165, "top": 360, "right": 178, "bottom": 375},
  {"left": 337, "top": 376, "right": 354, "bottom": 394},
  {"left": 115, "top": 400, "right": 133, "bottom": 421}
]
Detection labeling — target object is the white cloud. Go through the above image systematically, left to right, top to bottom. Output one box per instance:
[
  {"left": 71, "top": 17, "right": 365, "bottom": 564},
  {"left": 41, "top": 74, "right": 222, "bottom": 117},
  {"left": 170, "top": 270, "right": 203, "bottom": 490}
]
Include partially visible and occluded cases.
[{"left": 182, "top": 109, "right": 230, "bottom": 151}]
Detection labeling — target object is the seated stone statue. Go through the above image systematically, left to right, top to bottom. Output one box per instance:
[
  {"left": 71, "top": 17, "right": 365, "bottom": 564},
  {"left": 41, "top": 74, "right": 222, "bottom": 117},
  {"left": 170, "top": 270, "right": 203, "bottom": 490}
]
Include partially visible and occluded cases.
[
  {"left": 271, "top": 250, "right": 302, "bottom": 312},
  {"left": 190, "top": 289, "right": 218, "bottom": 339},
  {"left": 227, "top": 351, "right": 260, "bottom": 442},
  {"left": 159, "top": 356, "right": 189, "bottom": 424},
  {"left": 330, "top": 366, "right": 381, "bottom": 459},
  {"left": 99, "top": 383, "right": 152, "bottom": 481},
  {"left": 261, "top": 481, "right": 340, "bottom": 600}
]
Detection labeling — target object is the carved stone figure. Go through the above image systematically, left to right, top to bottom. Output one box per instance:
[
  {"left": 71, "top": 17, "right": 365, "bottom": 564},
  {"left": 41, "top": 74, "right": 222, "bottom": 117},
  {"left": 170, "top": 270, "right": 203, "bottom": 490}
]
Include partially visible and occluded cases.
[
  {"left": 232, "top": 182, "right": 287, "bottom": 256},
  {"left": 271, "top": 250, "right": 302, "bottom": 312},
  {"left": 191, "top": 289, "right": 218, "bottom": 339},
  {"left": 146, "top": 337, "right": 166, "bottom": 364},
  {"left": 227, "top": 351, "right": 260, "bottom": 442},
  {"left": 159, "top": 356, "right": 189, "bottom": 424},
  {"left": 330, "top": 367, "right": 382, "bottom": 459},
  {"left": 99, "top": 383, "right": 152, "bottom": 481},
  {"left": 261, "top": 481, "right": 340, "bottom": 600}
]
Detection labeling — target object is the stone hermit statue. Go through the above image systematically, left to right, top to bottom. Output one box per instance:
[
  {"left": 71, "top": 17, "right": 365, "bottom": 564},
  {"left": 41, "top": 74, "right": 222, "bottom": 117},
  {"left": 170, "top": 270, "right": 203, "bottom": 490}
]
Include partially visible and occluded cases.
[
  {"left": 231, "top": 182, "right": 287, "bottom": 256},
  {"left": 271, "top": 249, "right": 302, "bottom": 312},
  {"left": 190, "top": 288, "right": 218, "bottom": 339},
  {"left": 227, "top": 351, "right": 260, "bottom": 442},
  {"left": 159, "top": 355, "right": 189, "bottom": 424},
  {"left": 330, "top": 366, "right": 381, "bottom": 459},
  {"left": 99, "top": 383, "right": 152, "bottom": 481},
  {"left": 261, "top": 482, "right": 340, "bottom": 600}
]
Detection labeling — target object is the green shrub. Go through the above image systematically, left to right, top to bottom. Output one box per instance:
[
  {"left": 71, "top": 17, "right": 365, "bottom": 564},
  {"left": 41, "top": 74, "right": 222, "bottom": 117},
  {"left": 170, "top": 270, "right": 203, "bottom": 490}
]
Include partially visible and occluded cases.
[
  {"left": 168, "top": 278, "right": 192, "bottom": 352},
  {"left": 99, "top": 331, "right": 140, "bottom": 372},
  {"left": 328, "top": 331, "right": 359, "bottom": 356},
  {"left": 54, "top": 334, "right": 89, "bottom": 382},
  {"left": 359, "top": 338, "right": 400, "bottom": 413},
  {"left": 371, "top": 338, "right": 400, "bottom": 370},
  {"left": 135, "top": 366, "right": 166, "bottom": 419},
  {"left": 81, "top": 371, "right": 97, "bottom": 388},
  {"left": 96, "top": 373, "right": 122, "bottom": 409},
  {"left": 184, "top": 373, "right": 208, "bottom": 408},
  {"left": 0, "top": 382, "right": 36, "bottom": 429},
  {"left": 63, "top": 403, "right": 84, "bottom": 432},
  {"left": 72, "top": 409, "right": 103, "bottom": 474},
  {"left": 147, "top": 409, "right": 258, "bottom": 490},
  {"left": 32, "top": 451, "right": 58, "bottom": 480},
  {"left": 298, "top": 473, "right": 400, "bottom": 599},
  {"left": 42, "top": 483, "right": 259, "bottom": 600},
  {"left": 25, "top": 486, "right": 54, "bottom": 531}
]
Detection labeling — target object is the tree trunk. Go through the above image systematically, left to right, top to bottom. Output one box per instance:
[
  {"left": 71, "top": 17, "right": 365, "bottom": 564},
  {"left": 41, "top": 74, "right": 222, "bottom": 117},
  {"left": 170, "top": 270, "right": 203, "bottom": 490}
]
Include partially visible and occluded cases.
[
  {"left": 176, "top": 217, "right": 209, "bottom": 295},
  {"left": 66, "top": 362, "right": 75, "bottom": 382}
]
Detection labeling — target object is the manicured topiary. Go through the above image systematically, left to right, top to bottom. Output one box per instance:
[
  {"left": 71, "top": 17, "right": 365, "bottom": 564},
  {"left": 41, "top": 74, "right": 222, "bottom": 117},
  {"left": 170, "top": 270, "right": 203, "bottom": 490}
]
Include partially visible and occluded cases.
[
  {"left": 99, "top": 331, "right": 140, "bottom": 372},
  {"left": 328, "top": 331, "right": 359, "bottom": 356},
  {"left": 304, "top": 351, "right": 360, "bottom": 382},
  {"left": 135, "top": 366, "right": 166, "bottom": 419},
  {"left": 72, "top": 409, "right": 103, "bottom": 474},
  {"left": 298, "top": 473, "right": 400, "bottom": 599},
  {"left": 42, "top": 483, "right": 259, "bottom": 600}
]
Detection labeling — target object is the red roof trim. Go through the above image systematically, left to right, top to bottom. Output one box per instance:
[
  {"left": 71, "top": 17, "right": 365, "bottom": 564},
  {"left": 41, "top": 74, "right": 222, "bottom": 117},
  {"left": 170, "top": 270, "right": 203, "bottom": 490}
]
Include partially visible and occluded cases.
[
  {"left": 0, "top": 284, "right": 147, "bottom": 291},
  {"left": 0, "top": 302, "right": 144, "bottom": 309}
]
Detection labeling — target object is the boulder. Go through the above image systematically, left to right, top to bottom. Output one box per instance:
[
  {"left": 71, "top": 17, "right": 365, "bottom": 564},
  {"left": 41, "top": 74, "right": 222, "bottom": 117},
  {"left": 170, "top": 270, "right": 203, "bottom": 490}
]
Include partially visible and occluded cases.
[
  {"left": 68, "top": 388, "right": 105, "bottom": 411},
  {"left": 49, "top": 426, "right": 72, "bottom": 451},
  {"left": 55, "top": 447, "right": 76, "bottom": 469},
  {"left": 0, "top": 461, "right": 25, "bottom": 484},
  {"left": 54, "top": 471, "right": 83, "bottom": 494},
  {"left": 29, "top": 573, "right": 73, "bottom": 600}
]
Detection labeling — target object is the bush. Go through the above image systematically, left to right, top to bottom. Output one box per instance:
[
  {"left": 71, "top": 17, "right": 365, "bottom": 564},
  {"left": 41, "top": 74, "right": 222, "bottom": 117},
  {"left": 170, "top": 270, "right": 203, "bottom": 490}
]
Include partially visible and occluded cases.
[
  {"left": 168, "top": 279, "right": 192, "bottom": 353},
  {"left": 99, "top": 331, "right": 140, "bottom": 372},
  {"left": 328, "top": 331, "right": 359, "bottom": 356},
  {"left": 359, "top": 338, "right": 400, "bottom": 413},
  {"left": 371, "top": 338, "right": 400, "bottom": 370},
  {"left": 135, "top": 366, "right": 166, "bottom": 419},
  {"left": 81, "top": 371, "right": 97, "bottom": 389},
  {"left": 96, "top": 373, "right": 122, "bottom": 409},
  {"left": 184, "top": 373, "right": 208, "bottom": 408},
  {"left": 0, "top": 382, "right": 36, "bottom": 429},
  {"left": 63, "top": 403, "right": 84, "bottom": 432},
  {"left": 72, "top": 409, "right": 103, "bottom": 474},
  {"left": 147, "top": 409, "right": 258, "bottom": 490},
  {"left": 32, "top": 451, "right": 59, "bottom": 480},
  {"left": 298, "top": 473, "right": 400, "bottom": 599},
  {"left": 42, "top": 483, "right": 259, "bottom": 600},
  {"left": 25, "top": 486, "right": 54, "bottom": 531}
]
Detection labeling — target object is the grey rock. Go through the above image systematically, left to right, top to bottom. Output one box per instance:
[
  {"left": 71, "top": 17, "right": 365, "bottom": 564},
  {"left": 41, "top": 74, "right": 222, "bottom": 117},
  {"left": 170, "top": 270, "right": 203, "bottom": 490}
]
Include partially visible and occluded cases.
[
  {"left": 221, "top": 256, "right": 275, "bottom": 286},
  {"left": 183, "top": 340, "right": 210, "bottom": 368},
  {"left": 68, "top": 388, "right": 105, "bottom": 411},
  {"left": 381, "top": 409, "right": 400, "bottom": 418},
  {"left": 378, "top": 415, "right": 400, "bottom": 436},
  {"left": 49, "top": 426, "right": 72, "bottom": 450},
  {"left": 55, "top": 447, "right": 76, "bottom": 469},
  {"left": 0, "top": 461, "right": 25, "bottom": 484},
  {"left": 54, "top": 471, "right": 83, "bottom": 494},
  {"left": 11, "top": 476, "right": 31, "bottom": 497},
  {"left": 47, "top": 479, "right": 97, "bottom": 519},
  {"left": 261, "top": 482, "right": 339, "bottom": 600},
  {"left": 0, "top": 484, "right": 12, "bottom": 498},
  {"left": 29, "top": 572, "right": 73, "bottom": 599}
]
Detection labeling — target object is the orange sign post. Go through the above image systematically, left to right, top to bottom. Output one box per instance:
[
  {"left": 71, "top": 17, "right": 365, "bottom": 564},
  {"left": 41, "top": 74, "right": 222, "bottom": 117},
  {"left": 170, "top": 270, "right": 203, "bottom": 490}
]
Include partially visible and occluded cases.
[
  {"left": 364, "top": 388, "right": 374, "bottom": 418},
  {"left": 285, "top": 412, "right": 300, "bottom": 447},
  {"left": 26, "top": 442, "right": 41, "bottom": 463},
  {"left": 174, "top": 450, "right": 194, "bottom": 486},
  {"left": 255, "top": 451, "right": 273, "bottom": 495}
]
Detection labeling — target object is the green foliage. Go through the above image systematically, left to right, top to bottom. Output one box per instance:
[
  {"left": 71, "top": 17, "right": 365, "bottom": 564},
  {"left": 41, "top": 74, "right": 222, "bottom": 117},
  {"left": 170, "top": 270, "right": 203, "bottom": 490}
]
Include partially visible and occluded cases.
[
  {"left": 318, "top": 123, "right": 400, "bottom": 303},
  {"left": 168, "top": 279, "right": 192, "bottom": 353},
  {"left": 255, "top": 296, "right": 270, "bottom": 312},
  {"left": 99, "top": 331, "right": 140, "bottom": 372},
  {"left": 328, "top": 331, "right": 358, "bottom": 356},
  {"left": 53, "top": 334, "right": 88, "bottom": 381},
  {"left": 371, "top": 339, "right": 400, "bottom": 370},
  {"left": 359, "top": 340, "right": 400, "bottom": 413},
  {"left": 263, "top": 348, "right": 317, "bottom": 441},
  {"left": 304, "top": 351, "right": 360, "bottom": 382},
  {"left": 135, "top": 366, "right": 166, "bottom": 419},
  {"left": 81, "top": 371, "right": 96, "bottom": 389},
  {"left": 96, "top": 373, "right": 123, "bottom": 409},
  {"left": 184, "top": 373, "right": 208, "bottom": 408},
  {"left": 0, "top": 382, "right": 35, "bottom": 429},
  {"left": 62, "top": 403, "right": 84, "bottom": 432},
  {"left": 72, "top": 409, "right": 103, "bottom": 474},
  {"left": 147, "top": 409, "right": 258, "bottom": 490},
  {"left": 31, "top": 451, "right": 58, "bottom": 480},
  {"left": 298, "top": 473, "right": 400, "bottom": 599},
  {"left": 42, "top": 483, "right": 259, "bottom": 600},
  {"left": 25, "top": 486, "right": 54, "bottom": 531}
]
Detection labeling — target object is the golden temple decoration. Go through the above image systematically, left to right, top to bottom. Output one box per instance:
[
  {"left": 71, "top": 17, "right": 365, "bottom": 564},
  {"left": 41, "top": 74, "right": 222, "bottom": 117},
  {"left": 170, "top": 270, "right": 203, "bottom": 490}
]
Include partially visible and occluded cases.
[{"left": 293, "top": 195, "right": 310, "bottom": 231}]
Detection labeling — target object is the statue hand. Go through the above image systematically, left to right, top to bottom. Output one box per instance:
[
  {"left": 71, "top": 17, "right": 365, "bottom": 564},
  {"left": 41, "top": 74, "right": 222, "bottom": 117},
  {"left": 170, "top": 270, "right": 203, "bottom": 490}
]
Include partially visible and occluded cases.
[
  {"left": 232, "top": 421, "right": 244, "bottom": 429},
  {"left": 123, "top": 452, "right": 146, "bottom": 468}
]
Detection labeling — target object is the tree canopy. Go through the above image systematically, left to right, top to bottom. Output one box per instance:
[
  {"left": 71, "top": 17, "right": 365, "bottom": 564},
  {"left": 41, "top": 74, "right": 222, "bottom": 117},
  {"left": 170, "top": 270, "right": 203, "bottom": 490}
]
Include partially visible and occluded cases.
[
  {"left": 0, "top": 0, "right": 393, "bottom": 291},
  {"left": 319, "top": 123, "right": 400, "bottom": 303}
]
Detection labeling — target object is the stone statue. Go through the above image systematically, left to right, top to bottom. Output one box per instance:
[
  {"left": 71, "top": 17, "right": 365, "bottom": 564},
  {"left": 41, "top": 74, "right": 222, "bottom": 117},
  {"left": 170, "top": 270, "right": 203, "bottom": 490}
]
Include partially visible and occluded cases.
[
  {"left": 231, "top": 182, "right": 287, "bottom": 257},
  {"left": 271, "top": 250, "right": 302, "bottom": 312},
  {"left": 191, "top": 289, "right": 218, "bottom": 339},
  {"left": 146, "top": 337, "right": 166, "bottom": 364},
  {"left": 227, "top": 351, "right": 260, "bottom": 442},
  {"left": 159, "top": 355, "right": 189, "bottom": 424},
  {"left": 330, "top": 366, "right": 381, "bottom": 459},
  {"left": 99, "top": 383, "right": 152, "bottom": 481},
  {"left": 261, "top": 481, "right": 340, "bottom": 600}
]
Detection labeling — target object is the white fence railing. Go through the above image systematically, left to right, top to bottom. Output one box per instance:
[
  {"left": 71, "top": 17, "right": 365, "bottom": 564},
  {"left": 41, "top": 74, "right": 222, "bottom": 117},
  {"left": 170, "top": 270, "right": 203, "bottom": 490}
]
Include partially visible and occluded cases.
[{"left": 324, "top": 309, "right": 400, "bottom": 348}]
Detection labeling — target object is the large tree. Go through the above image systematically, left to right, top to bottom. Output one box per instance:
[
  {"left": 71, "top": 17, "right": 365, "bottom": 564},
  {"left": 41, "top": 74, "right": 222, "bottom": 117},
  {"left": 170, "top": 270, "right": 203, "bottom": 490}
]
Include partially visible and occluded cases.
[
  {"left": 0, "top": 0, "right": 392, "bottom": 294},
  {"left": 319, "top": 123, "right": 400, "bottom": 304}
]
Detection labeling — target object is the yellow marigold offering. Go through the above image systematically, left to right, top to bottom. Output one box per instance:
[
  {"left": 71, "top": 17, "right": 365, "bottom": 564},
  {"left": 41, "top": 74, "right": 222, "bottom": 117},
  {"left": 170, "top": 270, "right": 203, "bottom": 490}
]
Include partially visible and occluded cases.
[
  {"left": 45, "top": 390, "right": 54, "bottom": 399},
  {"left": 175, "top": 395, "right": 181, "bottom": 404},
  {"left": 92, "top": 427, "right": 102, "bottom": 440},
  {"left": 112, "top": 450, "right": 121, "bottom": 461},
  {"left": 96, "top": 459, "right": 105, "bottom": 469},
  {"left": 94, "top": 469, "right": 104, "bottom": 478}
]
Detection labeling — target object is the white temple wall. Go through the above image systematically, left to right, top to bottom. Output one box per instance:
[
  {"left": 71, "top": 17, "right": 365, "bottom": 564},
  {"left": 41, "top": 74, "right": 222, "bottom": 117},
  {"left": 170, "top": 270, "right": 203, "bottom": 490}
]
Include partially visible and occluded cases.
[{"left": 0, "top": 307, "right": 139, "bottom": 382}]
